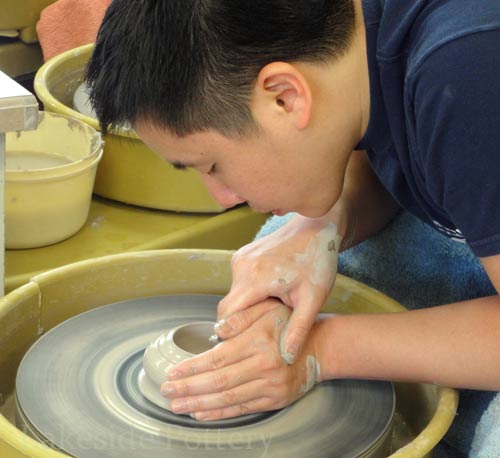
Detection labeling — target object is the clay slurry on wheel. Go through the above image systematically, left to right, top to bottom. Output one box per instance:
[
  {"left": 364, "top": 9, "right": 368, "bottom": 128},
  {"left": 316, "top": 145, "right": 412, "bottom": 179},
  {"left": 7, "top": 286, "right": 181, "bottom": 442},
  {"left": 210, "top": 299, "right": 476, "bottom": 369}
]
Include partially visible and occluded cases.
[{"left": 15, "top": 294, "right": 395, "bottom": 458}]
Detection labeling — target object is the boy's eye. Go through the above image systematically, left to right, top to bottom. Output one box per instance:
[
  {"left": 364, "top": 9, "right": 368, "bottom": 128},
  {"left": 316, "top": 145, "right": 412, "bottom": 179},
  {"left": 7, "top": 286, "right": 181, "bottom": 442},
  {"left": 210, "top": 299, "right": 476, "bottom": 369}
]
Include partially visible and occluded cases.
[{"left": 172, "top": 161, "right": 188, "bottom": 171}]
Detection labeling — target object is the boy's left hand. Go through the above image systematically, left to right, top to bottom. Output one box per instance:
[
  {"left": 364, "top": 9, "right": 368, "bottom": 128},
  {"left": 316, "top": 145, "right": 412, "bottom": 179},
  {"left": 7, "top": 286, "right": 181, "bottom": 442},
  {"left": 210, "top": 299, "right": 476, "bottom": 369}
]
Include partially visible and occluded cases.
[{"left": 160, "top": 299, "right": 325, "bottom": 421}]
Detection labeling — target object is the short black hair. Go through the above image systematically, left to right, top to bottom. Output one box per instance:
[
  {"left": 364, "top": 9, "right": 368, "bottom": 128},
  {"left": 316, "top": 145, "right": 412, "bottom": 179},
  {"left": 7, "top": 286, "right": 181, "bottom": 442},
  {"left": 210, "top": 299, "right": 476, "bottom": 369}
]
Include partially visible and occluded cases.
[{"left": 86, "top": 0, "right": 355, "bottom": 137}]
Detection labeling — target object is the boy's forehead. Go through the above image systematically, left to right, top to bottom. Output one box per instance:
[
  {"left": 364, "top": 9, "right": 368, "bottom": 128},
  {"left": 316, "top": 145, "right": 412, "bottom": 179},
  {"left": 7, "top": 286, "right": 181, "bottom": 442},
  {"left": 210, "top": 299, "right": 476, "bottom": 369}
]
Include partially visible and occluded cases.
[
  {"left": 136, "top": 119, "right": 253, "bottom": 152},
  {"left": 134, "top": 120, "right": 244, "bottom": 162}
]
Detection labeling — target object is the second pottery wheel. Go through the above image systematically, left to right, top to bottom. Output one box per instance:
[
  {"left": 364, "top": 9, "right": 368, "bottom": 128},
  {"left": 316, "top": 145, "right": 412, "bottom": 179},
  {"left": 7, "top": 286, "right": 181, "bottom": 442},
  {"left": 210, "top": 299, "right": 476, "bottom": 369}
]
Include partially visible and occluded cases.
[{"left": 15, "top": 295, "right": 395, "bottom": 458}]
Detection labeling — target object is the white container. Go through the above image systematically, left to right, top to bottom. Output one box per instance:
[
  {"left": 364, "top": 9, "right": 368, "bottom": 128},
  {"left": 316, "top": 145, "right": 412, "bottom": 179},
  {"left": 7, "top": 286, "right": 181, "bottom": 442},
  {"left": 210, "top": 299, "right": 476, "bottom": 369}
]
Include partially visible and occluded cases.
[{"left": 6, "top": 111, "right": 103, "bottom": 249}]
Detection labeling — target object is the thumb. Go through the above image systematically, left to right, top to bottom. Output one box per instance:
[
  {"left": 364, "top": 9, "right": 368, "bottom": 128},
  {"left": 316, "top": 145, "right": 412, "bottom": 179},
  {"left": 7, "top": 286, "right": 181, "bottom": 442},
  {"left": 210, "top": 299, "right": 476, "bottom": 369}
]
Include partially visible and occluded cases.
[{"left": 279, "top": 293, "right": 322, "bottom": 365}]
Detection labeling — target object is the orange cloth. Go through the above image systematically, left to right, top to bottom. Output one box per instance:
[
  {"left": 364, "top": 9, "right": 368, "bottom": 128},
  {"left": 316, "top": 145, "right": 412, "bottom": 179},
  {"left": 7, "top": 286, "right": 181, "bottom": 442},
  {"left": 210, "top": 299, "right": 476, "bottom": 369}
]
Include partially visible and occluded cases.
[{"left": 37, "top": 0, "right": 112, "bottom": 61}]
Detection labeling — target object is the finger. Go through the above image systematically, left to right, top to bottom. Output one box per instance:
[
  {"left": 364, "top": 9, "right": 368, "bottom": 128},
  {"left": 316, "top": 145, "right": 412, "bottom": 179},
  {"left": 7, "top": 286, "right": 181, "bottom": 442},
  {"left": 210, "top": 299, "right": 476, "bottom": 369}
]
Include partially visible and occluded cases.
[
  {"left": 280, "top": 298, "right": 320, "bottom": 365},
  {"left": 214, "top": 299, "right": 282, "bottom": 339},
  {"left": 167, "top": 338, "right": 248, "bottom": 381},
  {"left": 161, "top": 354, "right": 262, "bottom": 399},
  {"left": 168, "top": 379, "right": 271, "bottom": 416},
  {"left": 192, "top": 397, "right": 277, "bottom": 422}
]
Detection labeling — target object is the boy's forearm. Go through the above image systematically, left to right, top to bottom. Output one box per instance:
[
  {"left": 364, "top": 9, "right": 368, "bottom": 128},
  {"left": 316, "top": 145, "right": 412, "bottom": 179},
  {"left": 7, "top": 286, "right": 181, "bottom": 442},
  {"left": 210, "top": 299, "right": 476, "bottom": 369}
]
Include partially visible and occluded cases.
[{"left": 317, "top": 294, "right": 500, "bottom": 390}]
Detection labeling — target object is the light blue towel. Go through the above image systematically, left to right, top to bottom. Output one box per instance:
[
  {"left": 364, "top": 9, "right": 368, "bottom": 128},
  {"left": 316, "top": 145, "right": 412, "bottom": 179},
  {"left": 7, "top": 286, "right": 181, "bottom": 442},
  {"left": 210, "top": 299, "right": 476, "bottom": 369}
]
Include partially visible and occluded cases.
[
  {"left": 255, "top": 211, "right": 497, "bottom": 458},
  {"left": 470, "top": 395, "right": 500, "bottom": 458}
]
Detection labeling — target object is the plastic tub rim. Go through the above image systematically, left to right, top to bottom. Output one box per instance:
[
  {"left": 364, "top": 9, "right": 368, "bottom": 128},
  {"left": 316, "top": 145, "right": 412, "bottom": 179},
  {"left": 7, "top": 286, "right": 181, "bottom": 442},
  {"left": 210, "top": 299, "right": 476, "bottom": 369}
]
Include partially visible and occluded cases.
[
  {"left": 6, "top": 112, "right": 104, "bottom": 182},
  {"left": 6, "top": 147, "right": 103, "bottom": 183}
]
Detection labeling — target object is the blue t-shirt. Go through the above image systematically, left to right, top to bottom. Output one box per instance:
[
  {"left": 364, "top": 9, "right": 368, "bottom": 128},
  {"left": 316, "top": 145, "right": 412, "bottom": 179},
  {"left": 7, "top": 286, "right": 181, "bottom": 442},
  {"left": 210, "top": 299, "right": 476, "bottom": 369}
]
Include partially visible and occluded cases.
[{"left": 357, "top": 0, "right": 500, "bottom": 257}]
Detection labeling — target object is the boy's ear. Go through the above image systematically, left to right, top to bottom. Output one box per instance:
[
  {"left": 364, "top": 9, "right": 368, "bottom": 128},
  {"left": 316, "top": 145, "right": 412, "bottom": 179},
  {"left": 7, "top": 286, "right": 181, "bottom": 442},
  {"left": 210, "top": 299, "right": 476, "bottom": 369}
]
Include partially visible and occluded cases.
[{"left": 253, "top": 62, "right": 312, "bottom": 130}]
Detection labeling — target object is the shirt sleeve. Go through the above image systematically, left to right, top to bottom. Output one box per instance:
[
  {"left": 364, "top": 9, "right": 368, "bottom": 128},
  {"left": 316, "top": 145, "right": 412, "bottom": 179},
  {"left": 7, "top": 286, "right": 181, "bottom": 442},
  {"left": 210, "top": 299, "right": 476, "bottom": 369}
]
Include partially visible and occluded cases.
[{"left": 410, "top": 29, "right": 500, "bottom": 257}]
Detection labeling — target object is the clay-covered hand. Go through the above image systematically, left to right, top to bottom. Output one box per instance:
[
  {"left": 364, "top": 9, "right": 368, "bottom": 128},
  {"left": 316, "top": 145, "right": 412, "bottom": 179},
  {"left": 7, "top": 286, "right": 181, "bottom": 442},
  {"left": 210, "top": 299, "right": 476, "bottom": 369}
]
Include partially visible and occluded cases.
[
  {"left": 215, "top": 216, "right": 341, "bottom": 364},
  {"left": 160, "top": 299, "right": 328, "bottom": 421}
]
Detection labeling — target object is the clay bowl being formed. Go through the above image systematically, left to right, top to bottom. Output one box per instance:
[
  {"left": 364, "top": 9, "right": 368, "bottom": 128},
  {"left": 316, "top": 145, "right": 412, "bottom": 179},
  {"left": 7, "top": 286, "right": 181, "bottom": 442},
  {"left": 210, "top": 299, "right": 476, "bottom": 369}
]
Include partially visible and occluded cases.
[{"left": 138, "top": 322, "right": 217, "bottom": 411}]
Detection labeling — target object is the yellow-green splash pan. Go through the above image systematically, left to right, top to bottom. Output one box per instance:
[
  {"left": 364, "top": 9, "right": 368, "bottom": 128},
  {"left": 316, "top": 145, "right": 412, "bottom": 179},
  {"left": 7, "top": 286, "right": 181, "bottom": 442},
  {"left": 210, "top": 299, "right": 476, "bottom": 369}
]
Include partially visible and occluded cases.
[{"left": 0, "top": 249, "right": 457, "bottom": 458}]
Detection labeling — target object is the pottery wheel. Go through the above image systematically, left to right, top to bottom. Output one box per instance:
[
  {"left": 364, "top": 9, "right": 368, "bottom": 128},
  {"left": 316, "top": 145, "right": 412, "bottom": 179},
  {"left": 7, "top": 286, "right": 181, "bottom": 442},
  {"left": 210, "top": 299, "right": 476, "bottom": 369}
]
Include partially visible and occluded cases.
[{"left": 16, "top": 295, "right": 395, "bottom": 458}]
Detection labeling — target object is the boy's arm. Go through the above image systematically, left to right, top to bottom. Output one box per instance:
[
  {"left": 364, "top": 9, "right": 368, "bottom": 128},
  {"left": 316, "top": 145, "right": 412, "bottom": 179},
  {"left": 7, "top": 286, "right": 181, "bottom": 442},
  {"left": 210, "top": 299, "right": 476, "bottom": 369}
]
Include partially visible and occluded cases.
[
  {"left": 216, "top": 149, "right": 399, "bottom": 360},
  {"left": 159, "top": 169, "right": 500, "bottom": 419},
  {"left": 482, "top": 255, "right": 500, "bottom": 295},
  {"left": 160, "top": 270, "right": 500, "bottom": 421},
  {"left": 323, "top": 285, "right": 500, "bottom": 390}
]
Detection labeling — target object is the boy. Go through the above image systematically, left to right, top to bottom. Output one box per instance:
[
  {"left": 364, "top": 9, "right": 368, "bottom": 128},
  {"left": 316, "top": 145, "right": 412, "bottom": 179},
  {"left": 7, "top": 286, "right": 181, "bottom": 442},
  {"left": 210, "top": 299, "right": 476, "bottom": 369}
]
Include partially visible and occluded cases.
[{"left": 87, "top": 1, "right": 500, "bottom": 456}]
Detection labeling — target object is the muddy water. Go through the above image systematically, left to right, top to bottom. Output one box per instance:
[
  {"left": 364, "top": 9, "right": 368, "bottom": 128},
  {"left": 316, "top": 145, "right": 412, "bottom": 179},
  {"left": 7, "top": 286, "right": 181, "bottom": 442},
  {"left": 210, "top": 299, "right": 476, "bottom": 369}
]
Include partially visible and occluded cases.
[{"left": 7, "top": 151, "right": 73, "bottom": 171}]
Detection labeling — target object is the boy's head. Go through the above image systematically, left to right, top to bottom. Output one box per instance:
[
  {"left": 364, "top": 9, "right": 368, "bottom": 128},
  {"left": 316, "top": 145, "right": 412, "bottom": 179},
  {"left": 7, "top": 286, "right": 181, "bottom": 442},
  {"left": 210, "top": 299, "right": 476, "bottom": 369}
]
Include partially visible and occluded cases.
[{"left": 86, "top": 0, "right": 355, "bottom": 137}]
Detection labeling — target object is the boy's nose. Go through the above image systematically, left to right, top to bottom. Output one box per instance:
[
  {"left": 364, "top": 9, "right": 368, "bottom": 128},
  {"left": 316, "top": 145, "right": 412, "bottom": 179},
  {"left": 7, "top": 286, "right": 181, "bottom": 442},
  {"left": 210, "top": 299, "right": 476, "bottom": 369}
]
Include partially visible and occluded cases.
[{"left": 200, "top": 174, "right": 246, "bottom": 209}]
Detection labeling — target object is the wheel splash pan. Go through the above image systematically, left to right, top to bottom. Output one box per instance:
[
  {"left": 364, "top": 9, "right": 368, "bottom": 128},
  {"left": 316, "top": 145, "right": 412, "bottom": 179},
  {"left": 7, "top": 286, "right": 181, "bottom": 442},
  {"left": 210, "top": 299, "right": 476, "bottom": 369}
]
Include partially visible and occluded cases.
[{"left": 0, "top": 249, "right": 458, "bottom": 458}]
